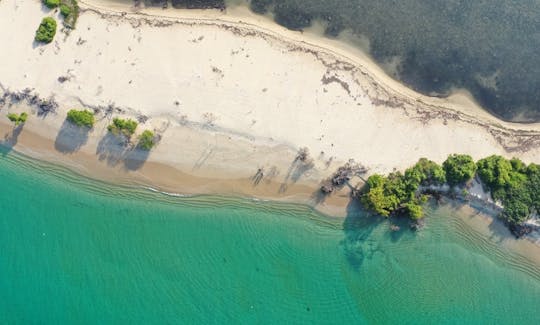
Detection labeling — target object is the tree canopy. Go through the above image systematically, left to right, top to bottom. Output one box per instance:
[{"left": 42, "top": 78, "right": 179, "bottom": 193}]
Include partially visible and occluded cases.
[
  {"left": 35, "top": 17, "right": 57, "bottom": 44},
  {"left": 66, "top": 109, "right": 95, "bottom": 128},
  {"left": 443, "top": 154, "right": 476, "bottom": 186}
]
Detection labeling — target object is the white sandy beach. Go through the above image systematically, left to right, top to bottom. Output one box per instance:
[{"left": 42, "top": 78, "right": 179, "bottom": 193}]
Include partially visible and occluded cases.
[{"left": 2, "top": 0, "right": 540, "bottom": 218}]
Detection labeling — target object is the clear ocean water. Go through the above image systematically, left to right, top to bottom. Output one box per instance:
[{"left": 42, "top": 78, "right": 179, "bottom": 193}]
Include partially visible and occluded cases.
[{"left": 1, "top": 147, "right": 540, "bottom": 324}]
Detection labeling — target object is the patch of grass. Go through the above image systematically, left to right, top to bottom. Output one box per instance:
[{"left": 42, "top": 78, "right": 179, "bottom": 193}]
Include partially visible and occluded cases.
[
  {"left": 43, "top": 0, "right": 60, "bottom": 9},
  {"left": 60, "top": 0, "right": 79, "bottom": 29},
  {"left": 60, "top": 3, "right": 71, "bottom": 17},
  {"left": 35, "top": 17, "right": 57, "bottom": 44},
  {"left": 66, "top": 109, "right": 95, "bottom": 128},
  {"left": 7, "top": 112, "right": 28, "bottom": 126},
  {"left": 107, "top": 118, "right": 138, "bottom": 138},
  {"left": 137, "top": 130, "right": 155, "bottom": 150}
]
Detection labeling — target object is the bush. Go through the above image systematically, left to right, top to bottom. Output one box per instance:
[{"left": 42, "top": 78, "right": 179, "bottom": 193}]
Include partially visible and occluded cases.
[
  {"left": 43, "top": 0, "right": 60, "bottom": 8},
  {"left": 60, "top": 3, "right": 72, "bottom": 17},
  {"left": 35, "top": 17, "right": 57, "bottom": 43},
  {"left": 66, "top": 109, "right": 95, "bottom": 128},
  {"left": 7, "top": 112, "right": 28, "bottom": 126},
  {"left": 108, "top": 118, "right": 138, "bottom": 138},
  {"left": 138, "top": 130, "right": 155, "bottom": 150},
  {"left": 443, "top": 154, "right": 477, "bottom": 186},
  {"left": 404, "top": 158, "right": 446, "bottom": 188}
]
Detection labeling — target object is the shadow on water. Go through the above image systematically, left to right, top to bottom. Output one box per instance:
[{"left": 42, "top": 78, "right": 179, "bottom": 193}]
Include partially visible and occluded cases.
[
  {"left": 54, "top": 120, "right": 91, "bottom": 153},
  {"left": 1, "top": 125, "right": 24, "bottom": 156},
  {"left": 96, "top": 133, "right": 150, "bottom": 170},
  {"left": 340, "top": 198, "right": 384, "bottom": 271}
]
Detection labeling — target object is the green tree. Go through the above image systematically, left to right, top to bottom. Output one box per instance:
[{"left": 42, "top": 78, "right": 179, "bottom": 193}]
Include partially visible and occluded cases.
[
  {"left": 43, "top": 0, "right": 60, "bottom": 9},
  {"left": 60, "top": 4, "right": 72, "bottom": 17},
  {"left": 35, "top": 17, "right": 57, "bottom": 43},
  {"left": 66, "top": 109, "right": 95, "bottom": 128},
  {"left": 7, "top": 112, "right": 28, "bottom": 126},
  {"left": 108, "top": 118, "right": 138, "bottom": 138},
  {"left": 138, "top": 130, "right": 155, "bottom": 150},
  {"left": 443, "top": 154, "right": 477, "bottom": 186}
]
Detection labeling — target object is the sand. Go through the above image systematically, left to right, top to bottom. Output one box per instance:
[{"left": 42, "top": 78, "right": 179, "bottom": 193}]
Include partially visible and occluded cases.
[{"left": 1, "top": 0, "right": 540, "bottom": 218}]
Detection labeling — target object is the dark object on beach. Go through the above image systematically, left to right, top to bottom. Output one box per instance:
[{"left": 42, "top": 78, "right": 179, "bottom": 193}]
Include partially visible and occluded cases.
[
  {"left": 171, "top": 0, "right": 225, "bottom": 10},
  {"left": 58, "top": 75, "right": 70, "bottom": 83},
  {"left": 320, "top": 184, "right": 333, "bottom": 194},
  {"left": 508, "top": 223, "right": 534, "bottom": 238}
]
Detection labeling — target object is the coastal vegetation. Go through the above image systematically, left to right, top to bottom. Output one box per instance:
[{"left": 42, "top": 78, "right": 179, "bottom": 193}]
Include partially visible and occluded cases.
[
  {"left": 41, "top": 0, "right": 79, "bottom": 29},
  {"left": 43, "top": 0, "right": 60, "bottom": 9},
  {"left": 59, "top": 0, "right": 79, "bottom": 28},
  {"left": 35, "top": 17, "right": 57, "bottom": 44},
  {"left": 66, "top": 109, "right": 94, "bottom": 128},
  {"left": 7, "top": 112, "right": 28, "bottom": 126},
  {"left": 107, "top": 118, "right": 138, "bottom": 138},
  {"left": 138, "top": 130, "right": 155, "bottom": 150},
  {"left": 442, "top": 154, "right": 477, "bottom": 186},
  {"left": 359, "top": 155, "right": 539, "bottom": 234}
]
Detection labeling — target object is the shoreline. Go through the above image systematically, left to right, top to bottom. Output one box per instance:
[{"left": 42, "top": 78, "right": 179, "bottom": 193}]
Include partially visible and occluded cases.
[{"left": 1, "top": 1, "right": 540, "bottom": 236}]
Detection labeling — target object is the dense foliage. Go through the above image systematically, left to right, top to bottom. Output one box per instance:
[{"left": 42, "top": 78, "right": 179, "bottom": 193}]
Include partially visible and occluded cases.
[
  {"left": 43, "top": 0, "right": 60, "bottom": 9},
  {"left": 60, "top": 0, "right": 79, "bottom": 28},
  {"left": 60, "top": 3, "right": 71, "bottom": 17},
  {"left": 35, "top": 17, "right": 57, "bottom": 44},
  {"left": 66, "top": 109, "right": 95, "bottom": 128},
  {"left": 7, "top": 112, "right": 28, "bottom": 126},
  {"left": 108, "top": 118, "right": 138, "bottom": 138},
  {"left": 138, "top": 130, "right": 155, "bottom": 150},
  {"left": 360, "top": 154, "right": 539, "bottom": 227},
  {"left": 442, "top": 154, "right": 476, "bottom": 186},
  {"left": 476, "top": 155, "right": 540, "bottom": 224},
  {"left": 361, "top": 158, "right": 442, "bottom": 220}
]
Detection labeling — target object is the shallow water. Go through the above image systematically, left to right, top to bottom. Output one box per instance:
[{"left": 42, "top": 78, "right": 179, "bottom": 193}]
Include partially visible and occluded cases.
[{"left": 1, "top": 148, "right": 540, "bottom": 323}]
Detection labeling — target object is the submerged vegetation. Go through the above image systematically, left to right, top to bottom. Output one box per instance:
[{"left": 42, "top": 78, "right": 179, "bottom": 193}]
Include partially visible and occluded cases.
[
  {"left": 247, "top": 0, "right": 540, "bottom": 121},
  {"left": 35, "top": 17, "right": 57, "bottom": 43},
  {"left": 66, "top": 109, "right": 95, "bottom": 128},
  {"left": 7, "top": 112, "right": 28, "bottom": 126},
  {"left": 108, "top": 118, "right": 138, "bottom": 138},
  {"left": 360, "top": 155, "right": 539, "bottom": 233}
]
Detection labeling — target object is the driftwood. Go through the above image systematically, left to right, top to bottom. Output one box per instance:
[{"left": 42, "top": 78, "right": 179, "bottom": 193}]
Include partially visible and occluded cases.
[
  {"left": 1, "top": 87, "right": 58, "bottom": 116},
  {"left": 320, "top": 159, "right": 369, "bottom": 194}
]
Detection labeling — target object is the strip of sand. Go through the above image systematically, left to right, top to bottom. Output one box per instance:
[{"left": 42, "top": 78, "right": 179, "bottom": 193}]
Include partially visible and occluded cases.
[{"left": 2, "top": 0, "right": 540, "bottom": 221}]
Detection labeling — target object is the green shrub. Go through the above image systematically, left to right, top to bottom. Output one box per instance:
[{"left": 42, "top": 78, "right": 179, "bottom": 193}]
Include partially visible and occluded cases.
[
  {"left": 43, "top": 0, "right": 60, "bottom": 8},
  {"left": 60, "top": 3, "right": 72, "bottom": 17},
  {"left": 35, "top": 17, "right": 57, "bottom": 44},
  {"left": 66, "top": 109, "right": 95, "bottom": 128},
  {"left": 7, "top": 112, "right": 28, "bottom": 126},
  {"left": 108, "top": 118, "right": 138, "bottom": 138},
  {"left": 138, "top": 130, "right": 155, "bottom": 150},
  {"left": 443, "top": 154, "right": 477, "bottom": 186},
  {"left": 404, "top": 158, "right": 446, "bottom": 188}
]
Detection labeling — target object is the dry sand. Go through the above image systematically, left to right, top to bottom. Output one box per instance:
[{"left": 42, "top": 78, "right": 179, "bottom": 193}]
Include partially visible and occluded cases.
[{"left": 1, "top": 0, "right": 540, "bottom": 218}]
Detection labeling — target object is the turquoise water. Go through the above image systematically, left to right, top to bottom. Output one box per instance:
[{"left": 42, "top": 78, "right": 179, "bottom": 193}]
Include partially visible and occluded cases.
[{"left": 1, "top": 148, "right": 540, "bottom": 324}]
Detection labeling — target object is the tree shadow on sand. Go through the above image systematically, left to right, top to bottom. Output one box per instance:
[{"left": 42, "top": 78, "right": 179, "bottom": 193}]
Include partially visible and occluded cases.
[
  {"left": 54, "top": 119, "right": 91, "bottom": 153},
  {"left": 1, "top": 125, "right": 24, "bottom": 156},
  {"left": 96, "top": 133, "right": 150, "bottom": 170},
  {"left": 123, "top": 147, "right": 150, "bottom": 170}
]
